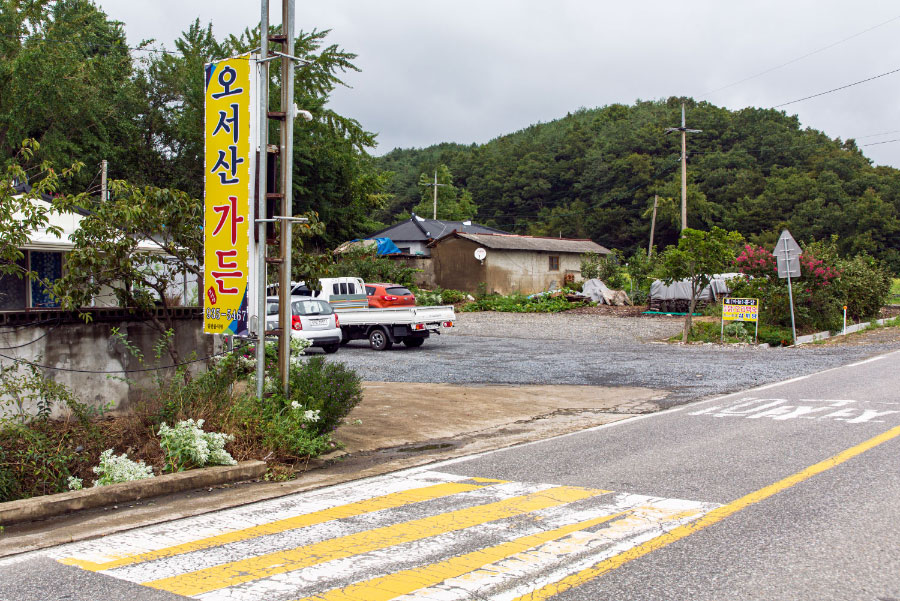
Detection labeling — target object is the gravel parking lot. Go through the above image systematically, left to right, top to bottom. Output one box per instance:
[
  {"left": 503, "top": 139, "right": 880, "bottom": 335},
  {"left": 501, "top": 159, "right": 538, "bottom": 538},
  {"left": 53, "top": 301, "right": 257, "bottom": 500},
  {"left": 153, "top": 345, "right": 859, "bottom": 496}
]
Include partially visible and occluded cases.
[{"left": 326, "top": 312, "right": 900, "bottom": 408}]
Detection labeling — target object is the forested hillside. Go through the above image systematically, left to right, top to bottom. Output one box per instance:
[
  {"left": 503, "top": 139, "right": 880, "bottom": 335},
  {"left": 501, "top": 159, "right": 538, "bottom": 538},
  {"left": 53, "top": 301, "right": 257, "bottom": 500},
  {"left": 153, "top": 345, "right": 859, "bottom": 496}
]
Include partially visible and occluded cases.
[{"left": 375, "top": 98, "right": 900, "bottom": 271}]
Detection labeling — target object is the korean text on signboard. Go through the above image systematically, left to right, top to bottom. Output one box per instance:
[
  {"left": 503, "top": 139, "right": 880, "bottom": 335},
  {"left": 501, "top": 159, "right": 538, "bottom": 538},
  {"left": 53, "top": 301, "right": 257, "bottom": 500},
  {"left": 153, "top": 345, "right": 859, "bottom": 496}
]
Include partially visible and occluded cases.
[
  {"left": 203, "top": 54, "right": 256, "bottom": 336},
  {"left": 722, "top": 297, "right": 759, "bottom": 322}
]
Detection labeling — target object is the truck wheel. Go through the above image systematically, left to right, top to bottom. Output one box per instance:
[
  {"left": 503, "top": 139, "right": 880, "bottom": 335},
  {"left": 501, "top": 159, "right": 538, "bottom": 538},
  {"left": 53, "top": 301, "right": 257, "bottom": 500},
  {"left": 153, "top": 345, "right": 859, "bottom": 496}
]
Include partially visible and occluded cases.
[
  {"left": 368, "top": 328, "right": 392, "bottom": 351},
  {"left": 403, "top": 337, "right": 425, "bottom": 348},
  {"left": 322, "top": 343, "right": 340, "bottom": 354}
]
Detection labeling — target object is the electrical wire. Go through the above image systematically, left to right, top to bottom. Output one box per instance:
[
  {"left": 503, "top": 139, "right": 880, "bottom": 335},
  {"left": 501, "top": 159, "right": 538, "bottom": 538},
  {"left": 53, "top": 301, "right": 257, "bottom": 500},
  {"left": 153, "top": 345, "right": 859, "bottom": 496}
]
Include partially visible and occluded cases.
[
  {"left": 699, "top": 14, "right": 900, "bottom": 98},
  {"left": 772, "top": 66, "right": 900, "bottom": 108},
  {"left": 0, "top": 321, "right": 60, "bottom": 350},
  {"left": 0, "top": 346, "right": 240, "bottom": 374}
]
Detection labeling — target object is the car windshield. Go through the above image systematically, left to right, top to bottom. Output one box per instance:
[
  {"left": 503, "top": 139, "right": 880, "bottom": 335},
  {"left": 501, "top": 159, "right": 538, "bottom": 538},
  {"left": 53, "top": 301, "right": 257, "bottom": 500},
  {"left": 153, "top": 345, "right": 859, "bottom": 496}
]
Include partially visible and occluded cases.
[
  {"left": 386, "top": 286, "right": 412, "bottom": 296},
  {"left": 292, "top": 299, "right": 333, "bottom": 316},
  {"left": 266, "top": 302, "right": 279, "bottom": 316}
]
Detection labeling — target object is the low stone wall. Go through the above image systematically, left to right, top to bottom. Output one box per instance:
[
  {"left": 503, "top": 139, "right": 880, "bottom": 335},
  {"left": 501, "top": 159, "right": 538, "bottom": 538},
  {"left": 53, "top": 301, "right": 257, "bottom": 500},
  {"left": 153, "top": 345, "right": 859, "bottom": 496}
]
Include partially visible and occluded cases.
[{"left": 0, "top": 311, "right": 218, "bottom": 417}]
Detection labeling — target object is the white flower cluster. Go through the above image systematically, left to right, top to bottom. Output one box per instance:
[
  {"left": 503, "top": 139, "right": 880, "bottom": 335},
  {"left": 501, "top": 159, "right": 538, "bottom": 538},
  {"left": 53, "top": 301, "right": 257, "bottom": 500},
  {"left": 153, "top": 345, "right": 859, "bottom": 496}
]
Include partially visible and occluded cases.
[
  {"left": 290, "top": 337, "right": 312, "bottom": 354},
  {"left": 290, "top": 401, "right": 320, "bottom": 423},
  {"left": 158, "top": 418, "right": 236, "bottom": 468},
  {"left": 92, "top": 449, "right": 155, "bottom": 487},
  {"left": 67, "top": 476, "right": 83, "bottom": 490}
]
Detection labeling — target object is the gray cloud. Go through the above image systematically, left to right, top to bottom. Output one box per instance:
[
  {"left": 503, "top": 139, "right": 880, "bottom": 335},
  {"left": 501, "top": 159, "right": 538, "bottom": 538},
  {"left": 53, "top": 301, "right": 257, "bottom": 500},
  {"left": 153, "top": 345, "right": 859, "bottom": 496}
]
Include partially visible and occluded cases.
[{"left": 99, "top": 1, "right": 900, "bottom": 166}]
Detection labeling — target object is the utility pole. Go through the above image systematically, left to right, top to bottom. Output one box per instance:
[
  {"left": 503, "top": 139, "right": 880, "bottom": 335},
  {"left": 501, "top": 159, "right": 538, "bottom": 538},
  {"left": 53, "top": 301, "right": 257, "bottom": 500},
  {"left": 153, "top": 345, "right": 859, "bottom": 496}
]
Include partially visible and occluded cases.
[
  {"left": 256, "top": 0, "right": 307, "bottom": 398},
  {"left": 277, "top": 0, "right": 296, "bottom": 395},
  {"left": 665, "top": 103, "right": 701, "bottom": 233},
  {"left": 100, "top": 159, "right": 107, "bottom": 201},
  {"left": 420, "top": 170, "right": 449, "bottom": 220},
  {"left": 648, "top": 194, "right": 658, "bottom": 256}
]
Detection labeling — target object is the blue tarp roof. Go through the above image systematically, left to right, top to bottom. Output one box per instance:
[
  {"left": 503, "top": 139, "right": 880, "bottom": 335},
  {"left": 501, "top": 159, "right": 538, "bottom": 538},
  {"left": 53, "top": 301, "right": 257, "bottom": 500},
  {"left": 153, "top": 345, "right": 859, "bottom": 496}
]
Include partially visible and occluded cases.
[{"left": 371, "top": 237, "right": 401, "bottom": 255}]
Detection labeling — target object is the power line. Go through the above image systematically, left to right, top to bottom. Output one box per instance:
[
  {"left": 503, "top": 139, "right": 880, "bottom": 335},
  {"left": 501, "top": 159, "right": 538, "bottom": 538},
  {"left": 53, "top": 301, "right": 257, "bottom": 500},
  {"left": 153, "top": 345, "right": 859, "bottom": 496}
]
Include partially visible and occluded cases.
[
  {"left": 699, "top": 14, "right": 900, "bottom": 98},
  {"left": 772, "top": 66, "right": 900, "bottom": 108},
  {"left": 860, "top": 138, "right": 900, "bottom": 147},
  {"left": 0, "top": 346, "right": 241, "bottom": 374}
]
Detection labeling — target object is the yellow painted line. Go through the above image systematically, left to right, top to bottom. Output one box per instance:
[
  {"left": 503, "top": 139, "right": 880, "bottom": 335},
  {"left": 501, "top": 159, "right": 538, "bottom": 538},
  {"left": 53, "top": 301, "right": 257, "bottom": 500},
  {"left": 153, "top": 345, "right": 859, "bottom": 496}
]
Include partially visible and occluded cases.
[
  {"left": 514, "top": 423, "right": 900, "bottom": 600},
  {"left": 61, "top": 481, "right": 495, "bottom": 571},
  {"left": 144, "top": 485, "right": 609, "bottom": 596},
  {"left": 293, "top": 510, "right": 629, "bottom": 601}
]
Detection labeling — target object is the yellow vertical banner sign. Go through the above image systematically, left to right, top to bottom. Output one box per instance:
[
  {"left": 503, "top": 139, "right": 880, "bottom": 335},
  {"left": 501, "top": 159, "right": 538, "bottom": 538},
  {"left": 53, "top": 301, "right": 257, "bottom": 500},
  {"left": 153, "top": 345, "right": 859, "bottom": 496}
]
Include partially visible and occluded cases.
[{"left": 203, "top": 54, "right": 257, "bottom": 336}]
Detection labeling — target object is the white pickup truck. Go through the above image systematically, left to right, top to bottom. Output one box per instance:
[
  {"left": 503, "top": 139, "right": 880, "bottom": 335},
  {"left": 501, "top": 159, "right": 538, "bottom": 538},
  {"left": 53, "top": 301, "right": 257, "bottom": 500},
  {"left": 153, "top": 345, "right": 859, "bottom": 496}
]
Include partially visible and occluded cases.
[
  {"left": 284, "top": 277, "right": 456, "bottom": 350},
  {"left": 337, "top": 304, "right": 455, "bottom": 350}
]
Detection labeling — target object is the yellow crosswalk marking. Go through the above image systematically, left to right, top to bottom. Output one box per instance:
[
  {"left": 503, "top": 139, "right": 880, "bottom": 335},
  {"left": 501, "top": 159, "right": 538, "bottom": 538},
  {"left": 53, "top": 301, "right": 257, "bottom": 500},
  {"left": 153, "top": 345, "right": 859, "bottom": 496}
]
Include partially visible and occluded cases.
[
  {"left": 61, "top": 481, "right": 494, "bottom": 572},
  {"left": 144, "top": 485, "right": 609, "bottom": 596},
  {"left": 292, "top": 511, "right": 629, "bottom": 601}
]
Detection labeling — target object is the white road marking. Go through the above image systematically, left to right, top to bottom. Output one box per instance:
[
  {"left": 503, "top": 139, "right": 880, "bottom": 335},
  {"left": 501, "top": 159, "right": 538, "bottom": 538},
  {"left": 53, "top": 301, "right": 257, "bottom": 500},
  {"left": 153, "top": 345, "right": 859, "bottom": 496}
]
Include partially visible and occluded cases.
[{"left": 688, "top": 397, "right": 900, "bottom": 424}]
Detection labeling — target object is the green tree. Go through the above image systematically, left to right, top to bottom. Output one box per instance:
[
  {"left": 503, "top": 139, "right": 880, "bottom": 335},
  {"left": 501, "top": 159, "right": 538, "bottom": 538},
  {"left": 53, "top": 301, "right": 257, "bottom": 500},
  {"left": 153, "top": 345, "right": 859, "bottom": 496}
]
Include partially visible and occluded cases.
[
  {"left": 0, "top": 0, "right": 143, "bottom": 191},
  {"left": 52, "top": 181, "right": 203, "bottom": 364},
  {"left": 656, "top": 227, "right": 743, "bottom": 342}
]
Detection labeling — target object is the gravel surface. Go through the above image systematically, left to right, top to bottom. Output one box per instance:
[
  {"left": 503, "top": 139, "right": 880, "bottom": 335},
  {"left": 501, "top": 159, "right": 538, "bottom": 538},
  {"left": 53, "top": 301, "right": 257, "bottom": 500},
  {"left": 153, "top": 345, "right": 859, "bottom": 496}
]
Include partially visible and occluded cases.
[{"left": 325, "top": 311, "right": 900, "bottom": 408}]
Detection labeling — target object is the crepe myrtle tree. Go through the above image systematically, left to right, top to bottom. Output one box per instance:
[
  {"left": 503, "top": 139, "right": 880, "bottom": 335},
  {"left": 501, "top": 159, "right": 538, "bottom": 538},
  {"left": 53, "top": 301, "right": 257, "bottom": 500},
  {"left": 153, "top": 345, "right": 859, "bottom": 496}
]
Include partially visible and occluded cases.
[
  {"left": 52, "top": 181, "right": 203, "bottom": 365},
  {"left": 656, "top": 227, "right": 744, "bottom": 343}
]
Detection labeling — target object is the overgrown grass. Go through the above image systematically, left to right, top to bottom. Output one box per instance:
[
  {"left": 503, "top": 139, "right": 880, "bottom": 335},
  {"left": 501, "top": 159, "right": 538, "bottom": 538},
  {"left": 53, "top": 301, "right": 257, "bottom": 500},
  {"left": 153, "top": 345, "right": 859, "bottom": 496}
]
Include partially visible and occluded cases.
[
  {"left": 891, "top": 278, "right": 900, "bottom": 300},
  {"left": 460, "top": 291, "right": 588, "bottom": 313},
  {"left": 0, "top": 344, "right": 363, "bottom": 503}
]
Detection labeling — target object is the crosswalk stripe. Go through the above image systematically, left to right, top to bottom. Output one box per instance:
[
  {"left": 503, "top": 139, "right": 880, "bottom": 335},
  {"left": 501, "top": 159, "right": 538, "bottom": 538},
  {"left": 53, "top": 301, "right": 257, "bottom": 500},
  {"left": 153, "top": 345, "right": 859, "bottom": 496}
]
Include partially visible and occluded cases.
[
  {"left": 60, "top": 481, "right": 494, "bottom": 572},
  {"left": 143, "top": 485, "right": 609, "bottom": 597},
  {"left": 290, "top": 510, "right": 629, "bottom": 601}
]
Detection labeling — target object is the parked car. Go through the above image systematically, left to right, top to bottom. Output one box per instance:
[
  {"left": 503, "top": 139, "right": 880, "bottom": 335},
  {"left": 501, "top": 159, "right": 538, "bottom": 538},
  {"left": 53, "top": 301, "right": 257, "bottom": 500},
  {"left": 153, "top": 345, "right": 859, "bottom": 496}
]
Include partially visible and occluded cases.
[
  {"left": 365, "top": 283, "right": 416, "bottom": 308},
  {"left": 265, "top": 297, "right": 341, "bottom": 353}
]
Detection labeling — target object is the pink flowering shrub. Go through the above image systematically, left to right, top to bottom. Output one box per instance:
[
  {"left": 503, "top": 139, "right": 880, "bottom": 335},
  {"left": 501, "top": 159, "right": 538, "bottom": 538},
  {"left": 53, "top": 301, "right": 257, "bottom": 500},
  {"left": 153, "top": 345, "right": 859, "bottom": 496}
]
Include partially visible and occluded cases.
[{"left": 733, "top": 244, "right": 777, "bottom": 278}]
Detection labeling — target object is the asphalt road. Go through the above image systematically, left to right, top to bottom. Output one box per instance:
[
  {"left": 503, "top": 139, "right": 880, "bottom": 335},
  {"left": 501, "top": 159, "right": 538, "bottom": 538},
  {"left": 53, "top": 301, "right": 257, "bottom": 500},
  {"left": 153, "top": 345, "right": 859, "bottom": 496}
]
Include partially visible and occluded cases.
[
  {"left": 327, "top": 313, "right": 900, "bottom": 407},
  {"left": 3, "top": 347, "right": 898, "bottom": 600},
  {"left": 441, "top": 348, "right": 900, "bottom": 600}
]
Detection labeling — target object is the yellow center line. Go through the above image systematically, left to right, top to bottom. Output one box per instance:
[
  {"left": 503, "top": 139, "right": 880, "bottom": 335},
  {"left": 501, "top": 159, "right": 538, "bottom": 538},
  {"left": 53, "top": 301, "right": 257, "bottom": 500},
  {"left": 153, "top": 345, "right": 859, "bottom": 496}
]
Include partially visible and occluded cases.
[
  {"left": 514, "top": 423, "right": 900, "bottom": 600},
  {"left": 60, "top": 481, "right": 498, "bottom": 572},
  {"left": 144, "top": 485, "right": 609, "bottom": 596},
  {"left": 293, "top": 510, "right": 630, "bottom": 601}
]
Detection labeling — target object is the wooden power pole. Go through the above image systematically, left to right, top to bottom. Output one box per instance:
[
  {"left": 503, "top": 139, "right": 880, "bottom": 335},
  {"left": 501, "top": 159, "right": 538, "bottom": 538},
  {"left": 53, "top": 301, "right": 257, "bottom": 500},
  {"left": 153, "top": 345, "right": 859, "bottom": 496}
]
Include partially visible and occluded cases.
[
  {"left": 665, "top": 103, "right": 701, "bottom": 233},
  {"left": 420, "top": 170, "right": 449, "bottom": 220},
  {"left": 648, "top": 194, "right": 658, "bottom": 256}
]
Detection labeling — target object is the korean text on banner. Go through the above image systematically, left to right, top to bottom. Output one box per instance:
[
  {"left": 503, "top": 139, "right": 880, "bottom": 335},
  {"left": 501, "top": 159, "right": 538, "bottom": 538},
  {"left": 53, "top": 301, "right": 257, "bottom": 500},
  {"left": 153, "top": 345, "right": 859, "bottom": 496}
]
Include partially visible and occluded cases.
[
  {"left": 203, "top": 54, "right": 256, "bottom": 336},
  {"left": 722, "top": 297, "right": 759, "bottom": 322}
]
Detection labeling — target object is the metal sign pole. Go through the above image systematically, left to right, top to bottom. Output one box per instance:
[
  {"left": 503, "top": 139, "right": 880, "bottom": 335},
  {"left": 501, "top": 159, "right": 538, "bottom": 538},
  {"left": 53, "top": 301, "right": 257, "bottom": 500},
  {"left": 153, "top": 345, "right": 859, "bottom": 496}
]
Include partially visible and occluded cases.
[
  {"left": 255, "top": 0, "right": 270, "bottom": 400},
  {"left": 784, "top": 237, "right": 797, "bottom": 345}
]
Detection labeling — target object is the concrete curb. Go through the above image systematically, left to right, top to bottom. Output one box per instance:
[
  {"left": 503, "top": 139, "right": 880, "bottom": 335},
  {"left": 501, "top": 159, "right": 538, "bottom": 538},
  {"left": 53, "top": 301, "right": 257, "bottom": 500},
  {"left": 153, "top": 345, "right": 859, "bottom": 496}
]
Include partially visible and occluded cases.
[
  {"left": 795, "top": 317, "right": 893, "bottom": 345},
  {"left": 0, "top": 460, "right": 267, "bottom": 527}
]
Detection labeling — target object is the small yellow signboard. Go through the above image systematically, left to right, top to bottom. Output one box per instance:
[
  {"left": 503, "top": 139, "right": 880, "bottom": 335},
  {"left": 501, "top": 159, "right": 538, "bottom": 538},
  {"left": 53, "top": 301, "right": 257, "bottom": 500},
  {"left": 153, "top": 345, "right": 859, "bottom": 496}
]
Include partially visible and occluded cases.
[
  {"left": 203, "top": 54, "right": 256, "bottom": 336},
  {"left": 722, "top": 297, "right": 759, "bottom": 322}
]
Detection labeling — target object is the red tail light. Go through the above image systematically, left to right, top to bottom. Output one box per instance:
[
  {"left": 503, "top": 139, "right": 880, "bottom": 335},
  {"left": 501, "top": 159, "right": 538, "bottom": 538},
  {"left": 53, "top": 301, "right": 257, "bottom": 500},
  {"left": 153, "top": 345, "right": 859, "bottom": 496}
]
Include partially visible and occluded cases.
[
  {"left": 382, "top": 295, "right": 398, "bottom": 301},
  {"left": 334, "top": 314, "right": 340, "bottom": 327},
  {"left": 292, "top": 315, "right": 303, "bottom": 330},
  {"left": 442, "top": 320, "right": 454, "bottom": 328},
  {"left": 413, "top": 323, "right": 425, "bottom": 330}
]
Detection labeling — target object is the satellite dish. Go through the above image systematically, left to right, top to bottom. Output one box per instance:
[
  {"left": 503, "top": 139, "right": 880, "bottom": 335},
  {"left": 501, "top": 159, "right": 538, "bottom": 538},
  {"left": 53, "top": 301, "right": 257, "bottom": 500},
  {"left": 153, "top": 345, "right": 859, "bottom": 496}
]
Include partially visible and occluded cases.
[{"left": 474, "top": 247, "right": 487, "bottom": 261}]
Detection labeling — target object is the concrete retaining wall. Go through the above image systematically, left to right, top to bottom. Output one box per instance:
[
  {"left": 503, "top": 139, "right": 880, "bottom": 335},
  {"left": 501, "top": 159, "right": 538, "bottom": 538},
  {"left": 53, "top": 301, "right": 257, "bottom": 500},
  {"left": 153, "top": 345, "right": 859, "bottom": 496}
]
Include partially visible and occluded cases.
[{"left": 0, "top": 314, "right": 218, "bottom": 417}]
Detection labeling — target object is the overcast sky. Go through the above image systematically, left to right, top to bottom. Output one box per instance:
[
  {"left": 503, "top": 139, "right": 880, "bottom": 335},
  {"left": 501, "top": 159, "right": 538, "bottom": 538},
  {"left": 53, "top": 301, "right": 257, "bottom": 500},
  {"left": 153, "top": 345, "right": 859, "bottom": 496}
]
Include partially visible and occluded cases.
[{"left": 98, "top": 1, "right": 900, "bottom": 167}]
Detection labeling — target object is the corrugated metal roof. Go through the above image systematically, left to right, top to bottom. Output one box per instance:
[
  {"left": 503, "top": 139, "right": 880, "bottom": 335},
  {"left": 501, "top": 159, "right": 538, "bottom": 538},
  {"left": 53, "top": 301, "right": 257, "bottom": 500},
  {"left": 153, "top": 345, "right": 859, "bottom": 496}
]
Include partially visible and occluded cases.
[
  {"left": 368, "top": 214, "right": 508, "bottom": 242},
  {"left": 443, "top": 233, "right": 611, "bottom": 254}
]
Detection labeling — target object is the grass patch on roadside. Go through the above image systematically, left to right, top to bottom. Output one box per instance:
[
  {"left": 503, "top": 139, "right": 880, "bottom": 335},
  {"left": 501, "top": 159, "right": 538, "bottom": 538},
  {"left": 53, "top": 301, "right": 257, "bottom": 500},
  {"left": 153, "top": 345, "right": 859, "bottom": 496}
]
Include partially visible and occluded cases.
[
  {"left": 891, "top": 278, "right": 900, "bottom": 302},
  {"left": 670, "top": 321, "right": 794, "bottom": 346}
]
